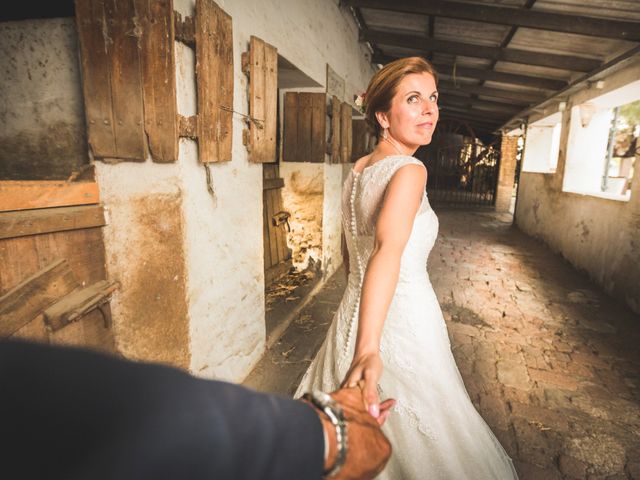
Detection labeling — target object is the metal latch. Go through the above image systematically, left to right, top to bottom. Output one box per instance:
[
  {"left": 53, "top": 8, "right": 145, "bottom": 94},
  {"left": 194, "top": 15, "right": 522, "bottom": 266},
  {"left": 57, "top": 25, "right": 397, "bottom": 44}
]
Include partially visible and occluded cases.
[{"left": 272, "top": 211, "right": 291, "bottom": 231}]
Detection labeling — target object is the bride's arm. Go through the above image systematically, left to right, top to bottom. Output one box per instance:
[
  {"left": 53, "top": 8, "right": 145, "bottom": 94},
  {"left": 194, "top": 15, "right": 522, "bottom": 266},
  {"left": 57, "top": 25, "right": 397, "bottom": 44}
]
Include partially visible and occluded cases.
[{"left": 342, "top": 163, "right": 427, "bottom": 416}]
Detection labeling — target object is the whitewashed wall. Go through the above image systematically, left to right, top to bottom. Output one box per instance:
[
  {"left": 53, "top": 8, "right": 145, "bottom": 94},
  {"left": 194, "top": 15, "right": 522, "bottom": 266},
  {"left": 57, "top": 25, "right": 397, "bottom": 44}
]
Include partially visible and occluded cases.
[
  {"left": 4, "top": 0, "right": 375, "bottom": 382},
  {"left": 103, "top": 0, "right": 374, "bottom": 381},
  {"left": 515, "top": 60, "right": 640, "bottom": 315}
]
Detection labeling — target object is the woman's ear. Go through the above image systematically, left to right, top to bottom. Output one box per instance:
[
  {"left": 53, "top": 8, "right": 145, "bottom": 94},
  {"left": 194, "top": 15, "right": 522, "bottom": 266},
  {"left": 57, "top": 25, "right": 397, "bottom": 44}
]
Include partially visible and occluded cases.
[{"left": 375, "top": 111, "right": 389, "bottom": 131}]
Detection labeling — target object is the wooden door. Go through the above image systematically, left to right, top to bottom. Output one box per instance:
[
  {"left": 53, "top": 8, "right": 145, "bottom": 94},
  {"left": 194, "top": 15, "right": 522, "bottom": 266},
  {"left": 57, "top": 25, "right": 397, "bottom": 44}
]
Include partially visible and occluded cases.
[{"left": 263, "top": 164, "right": 292, "bottom": 285}]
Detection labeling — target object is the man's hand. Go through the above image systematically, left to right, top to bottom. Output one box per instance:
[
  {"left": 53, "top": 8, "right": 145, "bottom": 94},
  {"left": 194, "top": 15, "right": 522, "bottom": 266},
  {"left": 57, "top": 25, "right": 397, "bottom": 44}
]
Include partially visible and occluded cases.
[{"left": 312, "top": 386, "right": 395, "bottom": 480}]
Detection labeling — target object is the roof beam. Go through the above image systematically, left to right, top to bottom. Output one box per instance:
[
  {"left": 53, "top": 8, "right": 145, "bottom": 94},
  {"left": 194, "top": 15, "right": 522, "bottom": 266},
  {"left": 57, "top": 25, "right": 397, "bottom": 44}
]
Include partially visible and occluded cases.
[
  {"left": 346, "top": 0, "right": 640, "bottom": 41},
  {"left": 363, "top": 29, "right": 601, "bottom": 72},
  {"left": 372, "top": 53, "right": 568, "bottom": 90},
  {"left": 438, "top": 82, "right": 541, "bottom": 106},
  {"left": 440, "top": 95, "right": 522, "bottom": 115},
  {"left": 439, "top": 105, "right": 511, "bottom": 122},
  {"left": 439, "top": 115, "right": 501, "bottom": 131}
]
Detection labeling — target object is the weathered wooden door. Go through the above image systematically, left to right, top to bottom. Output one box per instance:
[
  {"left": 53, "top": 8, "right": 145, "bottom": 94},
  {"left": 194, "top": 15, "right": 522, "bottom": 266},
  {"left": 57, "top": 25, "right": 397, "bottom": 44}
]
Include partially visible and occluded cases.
[{"left": 263, "top": 164, "right": 292, "bottom": 285}]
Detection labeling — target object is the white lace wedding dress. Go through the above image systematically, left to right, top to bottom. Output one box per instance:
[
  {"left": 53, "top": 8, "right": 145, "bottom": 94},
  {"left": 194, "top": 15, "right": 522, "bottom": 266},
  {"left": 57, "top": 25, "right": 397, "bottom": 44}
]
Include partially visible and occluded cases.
[{"left": 295, "top": 155, "right": 518, "bottom": 479}]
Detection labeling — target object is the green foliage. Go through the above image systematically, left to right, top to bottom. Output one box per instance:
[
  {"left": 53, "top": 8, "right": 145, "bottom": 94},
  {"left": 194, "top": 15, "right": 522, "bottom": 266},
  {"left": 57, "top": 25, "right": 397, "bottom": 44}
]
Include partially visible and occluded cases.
[{"left": 619, "top": 99, "right": 640, "bottom": 126}]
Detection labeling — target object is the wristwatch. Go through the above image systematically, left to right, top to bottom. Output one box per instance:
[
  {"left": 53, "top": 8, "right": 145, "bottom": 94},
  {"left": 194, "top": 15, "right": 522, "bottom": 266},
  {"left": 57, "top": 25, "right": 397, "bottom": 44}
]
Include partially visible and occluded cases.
[{"left": 302, "top": 390, "right": 348, "bottom": 477}]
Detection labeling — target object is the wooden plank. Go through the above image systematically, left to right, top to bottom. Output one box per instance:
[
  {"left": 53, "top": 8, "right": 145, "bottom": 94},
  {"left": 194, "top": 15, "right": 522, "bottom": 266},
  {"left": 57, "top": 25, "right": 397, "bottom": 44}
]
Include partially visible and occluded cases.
[
  {"left": 75, "top": 0, "right": 117, "bottom": 157},
  {"left": 76, "top": 0, "right": 146, "bottom": 161},
  {"left": 106, "top": 0, "right": 147, "bottom": 160},
  {"left": 137, "top": 0, "right": 178, "bottom": 163},
  {"left": 196, "top": 0, "right": 234, "bottom": 163},
  {"left": 345, "top": 0, "right": 640, "bottom": 42},
  {"left": 364, "top": 29, "right": 600, "bottom": 72},
  {"left": 248, "top": 36, "right": 278, "bottom": 163},
  {"left": 249, "top": 36, "right": 266, "bottom": 162},
  {"left": 263, "top": 42, "right": 278, "bottom": 163},
  {"left": 438, "top": 81, "right": 545, "bottom": 104},
  {"left": 283, "top": 92, "right": 298, "bottom": 162},
  {"left": 298, "top": 93, "right": 313, "bottom": 162},
  {"left": 311, "top": 93, "right": 326, "bottom": 164},
  {"left": 441, "top": 95, "right": 521, "bottom": 115},
  {"left": 331, "top": 96, "right": 341, "bottom": 163},
  {"left": 340, "top": 102, "right": 352, "bottom": 164},
  {"left": 351, "top": 119, "right": 370, "bottom": 161},
  {"left": 264, "top": 177, "right": 285, "bottom": 190},
  {"left": 0, "top": 181, "right": 100, "bottom": 212},
  {"left": 263, "top": 189, "right": 271, "bottom": 270},
  {"left": 267, "top": 189, "right": 278, "bottom": 268},
  {"left": 270, "top": 189, "right": 282, "bottom": 264},
  {"left": 275, "top": 189, "right": 289, "bottom": 264},
  {"left": 0, "top": 205, "right": 106, "bottom": 240},
  {"left": 0, "top": 259, "right": 79, "bottom": 337},
  {"left": 43, "top": 279, "right": 119, "bottom": 332}
]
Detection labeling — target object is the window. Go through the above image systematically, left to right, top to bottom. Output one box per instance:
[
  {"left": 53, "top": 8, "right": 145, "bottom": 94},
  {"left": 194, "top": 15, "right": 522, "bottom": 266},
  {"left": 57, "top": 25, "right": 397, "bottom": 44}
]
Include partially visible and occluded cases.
[
  {"left": 563, "top": 80, "right": 640, "bottom": 200},
  {"left": 522, "top": 112, "right": 562, "bottom": 174}
]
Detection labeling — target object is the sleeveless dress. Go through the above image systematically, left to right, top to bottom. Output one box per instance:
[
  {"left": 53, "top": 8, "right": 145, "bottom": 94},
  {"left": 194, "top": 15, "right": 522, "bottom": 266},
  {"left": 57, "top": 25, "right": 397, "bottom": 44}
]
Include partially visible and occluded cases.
[{"left": 295, "top": 155, "right": 518, "bottom": 479}]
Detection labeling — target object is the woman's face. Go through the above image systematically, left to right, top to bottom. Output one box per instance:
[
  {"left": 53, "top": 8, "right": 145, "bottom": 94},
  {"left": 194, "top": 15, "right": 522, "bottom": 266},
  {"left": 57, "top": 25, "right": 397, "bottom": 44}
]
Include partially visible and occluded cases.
[{"left": 377, "top": 72, "right": 439, "bottom": 151}]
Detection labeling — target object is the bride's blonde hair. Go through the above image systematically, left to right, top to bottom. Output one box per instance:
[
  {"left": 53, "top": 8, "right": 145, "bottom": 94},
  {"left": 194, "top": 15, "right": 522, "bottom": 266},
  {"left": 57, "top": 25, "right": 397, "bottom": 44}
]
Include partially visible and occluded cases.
[{"left": 363, "top": 57, "right": 438, "bottom": 138}]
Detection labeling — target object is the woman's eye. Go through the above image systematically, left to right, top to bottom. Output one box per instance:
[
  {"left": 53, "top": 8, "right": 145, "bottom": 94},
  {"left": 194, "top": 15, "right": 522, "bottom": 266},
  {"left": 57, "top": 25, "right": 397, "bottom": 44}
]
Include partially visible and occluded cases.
[
  {"left": 429, "top": 94, "right": 439, "bottom": 103},
  {"left": 408, "top": 95, "right": 420, "bottom": 104}
]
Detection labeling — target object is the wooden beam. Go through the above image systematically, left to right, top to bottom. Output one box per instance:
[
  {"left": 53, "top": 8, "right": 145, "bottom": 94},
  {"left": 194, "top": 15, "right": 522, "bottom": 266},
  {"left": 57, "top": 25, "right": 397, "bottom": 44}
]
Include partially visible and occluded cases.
[
  {"left": 346, "top": 0, "right": 640, "bottom": 42},
  {"left": 363, "top": 29, "right": 601, "bottom": 72},
  {"left": 372, "top": 53, "right": 568, "bottom": 90},
  {"left": 438, "top": 81, "right": 544, "bottom": 104},
  {"left": 440, "top": 95, "right": 522, "bottom": 114},
  {"left": 439, "top": 104, "right": 511, "bottom": 121},
  {"left": 439, "top": 114, "right": 501, "bottom": 130},
  {"left": 0, "top": 181, "right": 100, "bottom": 212},
  {"left": 0, "top": 205, "right": 106, "bottom": 240},
  {"left": 0, "top": 259, "right": 78, "bottom": 338},
  {"left": 43, "top": 279, "right": 119, "bottom": 332}
]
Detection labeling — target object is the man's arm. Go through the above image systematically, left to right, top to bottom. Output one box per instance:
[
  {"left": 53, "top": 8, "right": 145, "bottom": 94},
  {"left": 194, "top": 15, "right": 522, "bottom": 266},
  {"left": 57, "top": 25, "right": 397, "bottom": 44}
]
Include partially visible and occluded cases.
[{"left": 0, "top": 340, "right": 323, "bottom": 480}]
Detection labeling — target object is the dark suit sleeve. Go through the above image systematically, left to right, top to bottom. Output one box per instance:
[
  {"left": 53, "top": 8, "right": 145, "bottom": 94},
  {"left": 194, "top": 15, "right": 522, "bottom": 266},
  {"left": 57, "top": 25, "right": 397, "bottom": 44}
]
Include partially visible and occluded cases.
[{"left": 0, "top": 340, "right": 324, "bottom": 480}]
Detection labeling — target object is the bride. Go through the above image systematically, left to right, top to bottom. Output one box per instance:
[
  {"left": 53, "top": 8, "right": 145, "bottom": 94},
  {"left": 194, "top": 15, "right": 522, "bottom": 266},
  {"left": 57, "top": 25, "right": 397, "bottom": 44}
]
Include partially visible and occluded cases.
[{"left": 295, "top": 57, "right": 518, "bottom": 479}]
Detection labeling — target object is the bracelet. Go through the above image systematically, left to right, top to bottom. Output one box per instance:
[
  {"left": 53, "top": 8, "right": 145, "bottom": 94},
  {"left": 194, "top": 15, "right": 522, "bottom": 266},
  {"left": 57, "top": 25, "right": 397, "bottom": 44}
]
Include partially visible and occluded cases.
[{"left": 302, "top": 390, "right": 348, "bottom": 477}]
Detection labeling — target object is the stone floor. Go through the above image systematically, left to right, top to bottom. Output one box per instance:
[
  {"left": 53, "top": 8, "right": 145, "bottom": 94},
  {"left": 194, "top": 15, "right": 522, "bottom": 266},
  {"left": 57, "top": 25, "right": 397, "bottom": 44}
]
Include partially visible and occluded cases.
[{"left": 244, "top": 207, "right": 640, "bottom": 480}]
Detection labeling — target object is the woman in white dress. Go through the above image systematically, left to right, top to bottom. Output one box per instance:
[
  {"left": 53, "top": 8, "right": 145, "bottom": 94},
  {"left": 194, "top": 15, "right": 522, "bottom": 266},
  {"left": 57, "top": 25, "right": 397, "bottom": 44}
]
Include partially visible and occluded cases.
[{"left": 295, "top": 57, "right": 518, "bottom": 479}]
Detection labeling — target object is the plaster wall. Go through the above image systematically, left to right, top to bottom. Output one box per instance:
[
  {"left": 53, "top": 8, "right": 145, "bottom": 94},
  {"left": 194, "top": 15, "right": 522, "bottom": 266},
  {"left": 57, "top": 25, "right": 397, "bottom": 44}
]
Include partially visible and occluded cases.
[
  {"left": 5, "top": 0, "right": 374, "bottom": 382},
  {"left": 176, "top": 0, "right": 373, "bottom": 380},
  {"left": 0, "top": 19, "right": 87, "bottom": 179},
  {"left": 515, "top": 61, "right": 640, "bottom": 314},
  {"left": 280, "top": 162, "right": 324, "bottom": 270},
  {"left": 322, "top": 163, "right": 345, "bottom": 278}
]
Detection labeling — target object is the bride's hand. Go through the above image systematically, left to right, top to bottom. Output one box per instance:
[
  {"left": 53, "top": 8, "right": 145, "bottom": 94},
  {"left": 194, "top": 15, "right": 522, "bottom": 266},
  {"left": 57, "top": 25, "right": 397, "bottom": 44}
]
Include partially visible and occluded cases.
[{"left": 341, "top": 352, "right": 383, "bottom": 419}]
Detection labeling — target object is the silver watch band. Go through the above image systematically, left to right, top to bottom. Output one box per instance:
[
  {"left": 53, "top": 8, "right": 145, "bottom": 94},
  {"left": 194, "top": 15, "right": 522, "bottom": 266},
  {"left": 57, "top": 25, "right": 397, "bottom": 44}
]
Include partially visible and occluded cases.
[{"left": 303, "top": 390, "right": 348, "bottom": 477}]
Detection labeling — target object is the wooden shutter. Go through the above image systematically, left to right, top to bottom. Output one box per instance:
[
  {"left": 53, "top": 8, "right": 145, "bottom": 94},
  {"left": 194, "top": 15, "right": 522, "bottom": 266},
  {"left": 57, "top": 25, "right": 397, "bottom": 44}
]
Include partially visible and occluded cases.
[
  {"left": 76, "top": 0, "right": 178, "bottom": 163},
  {"left": 138, "top": 0, "right": 178, "bottom": 163},
  {"left": 196, "top": 0, "right": 233, "bottom": 163},
  {"left": 243, "top": 36, "right": 278, "bottom": 163},
  {"left": 283, "top": 92, "right": 326, "bottom": 163},
  {"left": 330, "top": 96, "right": 341, "bottom": 163},
  {"left": 340, "top": 102, "right": 353, "bottom": 164},
  {"left": 351, "top": 119, "right": 372, "bottom": 161}
]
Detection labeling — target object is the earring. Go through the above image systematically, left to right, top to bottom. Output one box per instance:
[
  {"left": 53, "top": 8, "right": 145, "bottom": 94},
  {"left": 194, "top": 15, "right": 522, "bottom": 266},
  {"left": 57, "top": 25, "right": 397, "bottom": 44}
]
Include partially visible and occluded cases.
[{"left": 382, "top": 128, "right": 388, "bottom": 140}]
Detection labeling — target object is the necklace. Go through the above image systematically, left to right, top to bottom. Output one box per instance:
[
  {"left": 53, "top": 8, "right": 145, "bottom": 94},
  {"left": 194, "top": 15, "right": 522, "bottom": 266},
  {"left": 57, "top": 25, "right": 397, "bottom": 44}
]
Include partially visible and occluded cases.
[{"left": 383, "top": 135, "right": 405, "bottom": 156}]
